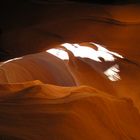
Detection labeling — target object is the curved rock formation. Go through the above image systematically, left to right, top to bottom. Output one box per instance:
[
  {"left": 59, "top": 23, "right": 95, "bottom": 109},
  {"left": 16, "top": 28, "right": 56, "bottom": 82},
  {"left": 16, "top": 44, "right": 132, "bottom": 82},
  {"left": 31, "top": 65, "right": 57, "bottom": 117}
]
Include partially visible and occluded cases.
[
  {"left": 0, "top": 1, "right": 140, "bottom": 140},
  {"left": 0, "top": 81, "right": 140, "bottom": 140}
]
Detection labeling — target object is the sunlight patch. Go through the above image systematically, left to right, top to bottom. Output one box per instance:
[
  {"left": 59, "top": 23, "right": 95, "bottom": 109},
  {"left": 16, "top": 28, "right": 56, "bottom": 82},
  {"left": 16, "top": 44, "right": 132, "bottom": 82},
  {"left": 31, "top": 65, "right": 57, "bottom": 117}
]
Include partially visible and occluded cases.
[
  {"left": 91, "top": 42, "right": 123, "bottom": 59},
  {"left": 61, "top": 43, "right": 123, "bottom": 62},
  {"left": 47, "top": 48, "right": 69, "bottom": 60},
  {"left": 0, "top": 57, "right": 23, "bottom": 66},
  {"left": 104, "top": 64, "right": 121, "bottom": 81}
]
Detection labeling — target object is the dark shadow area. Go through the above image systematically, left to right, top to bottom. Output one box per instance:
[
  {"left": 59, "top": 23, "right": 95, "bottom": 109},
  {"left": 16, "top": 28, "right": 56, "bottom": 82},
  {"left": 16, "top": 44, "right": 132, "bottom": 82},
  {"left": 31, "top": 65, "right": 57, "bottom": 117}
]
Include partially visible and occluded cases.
[
  {"left": 71, "top": 0, "right": 140, "bottom": 4},
  {"left": 0, "top": 49, "right": 10, "bottom": 62},
  {"left": 0, "top": 135, "right": 25, "bottom": 140}
]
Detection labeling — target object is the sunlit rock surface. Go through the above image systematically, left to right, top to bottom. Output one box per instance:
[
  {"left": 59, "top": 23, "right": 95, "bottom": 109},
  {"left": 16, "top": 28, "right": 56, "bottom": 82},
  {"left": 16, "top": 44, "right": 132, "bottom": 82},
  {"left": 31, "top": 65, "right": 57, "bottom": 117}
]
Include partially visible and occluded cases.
[
  {"left": 0, "top": 1, "right": 140, "bottom": 140},
  {"left": 0, "top": 52, "right": 76, "bottom": 86}
]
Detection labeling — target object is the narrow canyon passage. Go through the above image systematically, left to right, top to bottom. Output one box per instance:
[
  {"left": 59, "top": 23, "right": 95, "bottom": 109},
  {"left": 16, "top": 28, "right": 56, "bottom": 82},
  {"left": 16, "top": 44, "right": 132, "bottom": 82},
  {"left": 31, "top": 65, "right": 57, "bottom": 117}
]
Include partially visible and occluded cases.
[{"left": 0, "top": 1, "right": 140, "bottom": 140}]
